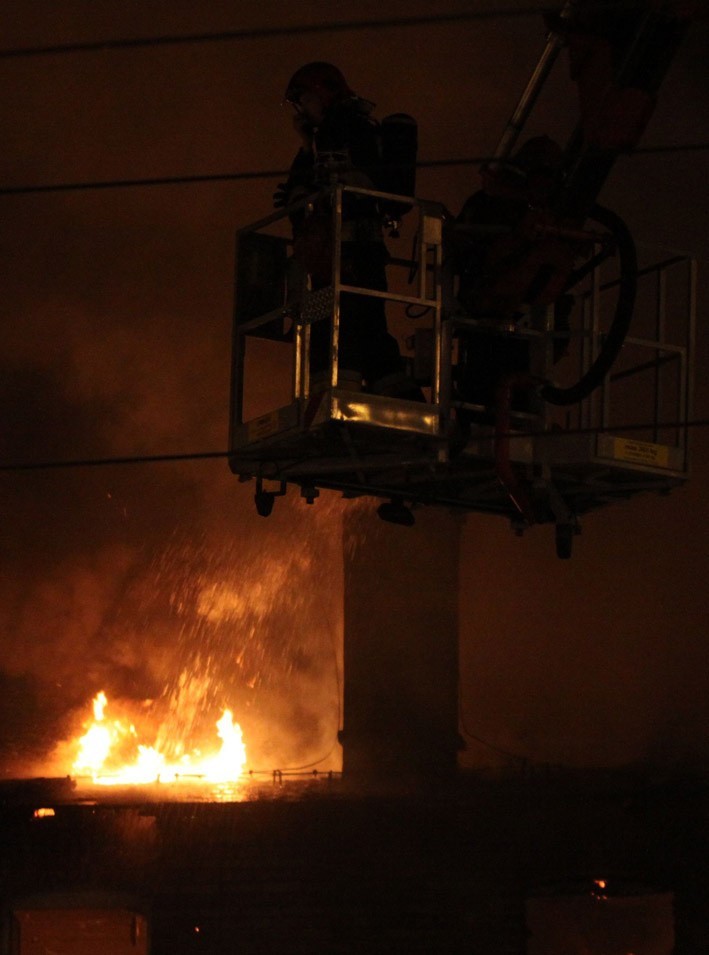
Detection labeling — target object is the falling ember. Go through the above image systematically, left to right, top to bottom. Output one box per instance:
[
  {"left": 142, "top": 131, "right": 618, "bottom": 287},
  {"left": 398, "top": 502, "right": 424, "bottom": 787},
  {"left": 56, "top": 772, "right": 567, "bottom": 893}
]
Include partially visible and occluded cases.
[
  {"left": 71, "top": 691, "right": 247, "bottom": 786},
  {"left": 591, "top": 878, "right": 609, "bottom": 900}
]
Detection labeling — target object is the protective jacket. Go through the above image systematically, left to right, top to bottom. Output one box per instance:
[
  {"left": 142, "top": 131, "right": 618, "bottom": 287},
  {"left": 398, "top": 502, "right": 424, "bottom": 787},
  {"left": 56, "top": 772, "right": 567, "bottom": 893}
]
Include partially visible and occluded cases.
[{"left": 278, "top": 95, "right": 408, "bottom": 394}]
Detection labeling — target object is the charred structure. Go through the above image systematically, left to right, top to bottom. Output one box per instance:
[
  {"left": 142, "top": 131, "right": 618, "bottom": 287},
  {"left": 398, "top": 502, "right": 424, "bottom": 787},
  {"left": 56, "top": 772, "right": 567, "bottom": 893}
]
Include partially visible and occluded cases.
[{"left": 2, "top": 770, "right": 709, "bottom": 952}]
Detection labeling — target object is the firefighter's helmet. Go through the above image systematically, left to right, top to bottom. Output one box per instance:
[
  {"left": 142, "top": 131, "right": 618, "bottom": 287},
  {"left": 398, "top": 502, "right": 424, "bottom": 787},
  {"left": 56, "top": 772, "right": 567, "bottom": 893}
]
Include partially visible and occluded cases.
[{"left": 284, "top": 62, "right": 353, "bottom": 106}]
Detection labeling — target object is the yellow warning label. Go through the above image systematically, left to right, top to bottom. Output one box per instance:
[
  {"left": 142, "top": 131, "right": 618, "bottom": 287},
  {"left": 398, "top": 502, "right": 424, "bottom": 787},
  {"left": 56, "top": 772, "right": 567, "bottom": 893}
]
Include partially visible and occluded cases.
[
  {"left": 248, "top": 410, "right": 280, "bottom": 443},
  {"left": 612, "top": 437, "right": 670, "bottom": 468}
]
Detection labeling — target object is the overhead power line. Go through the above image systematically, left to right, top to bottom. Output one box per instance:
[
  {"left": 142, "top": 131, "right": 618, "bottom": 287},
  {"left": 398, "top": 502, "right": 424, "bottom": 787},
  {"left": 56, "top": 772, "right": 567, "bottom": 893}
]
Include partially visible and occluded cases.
[
  {"left": 0, "top": 1, "right": 695, "bottom": 60},
  {"left": 0, "top": 6, "right": 606, "bottom": 60},
  {"left": 1, "top": 144, "right": 707, "bottom": 198},
  {"left": 0, "top": 159, "right": 489, "bottom": 198},
  {"left": 0, "top": 168, "right": 291, "bottom": 197},
  {"left": 1, "top": 418, "right": 706, "bottom": 474},
  {"left": 0, "top": 449, "right": 228, "bottom": 473}
]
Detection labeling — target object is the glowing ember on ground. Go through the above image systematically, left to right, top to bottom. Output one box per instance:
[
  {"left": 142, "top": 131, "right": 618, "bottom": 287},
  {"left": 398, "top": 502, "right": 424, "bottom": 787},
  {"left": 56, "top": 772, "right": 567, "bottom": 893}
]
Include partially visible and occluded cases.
[{"left": 71, "top": 691, "right": 247, "bottom": 785}]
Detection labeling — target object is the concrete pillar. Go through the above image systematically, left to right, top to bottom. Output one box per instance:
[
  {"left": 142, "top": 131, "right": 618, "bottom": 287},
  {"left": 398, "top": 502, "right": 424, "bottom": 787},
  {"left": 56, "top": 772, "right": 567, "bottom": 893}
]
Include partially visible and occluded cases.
[{"left": 341, "top": 503, "right": 461, "bottom": 787}]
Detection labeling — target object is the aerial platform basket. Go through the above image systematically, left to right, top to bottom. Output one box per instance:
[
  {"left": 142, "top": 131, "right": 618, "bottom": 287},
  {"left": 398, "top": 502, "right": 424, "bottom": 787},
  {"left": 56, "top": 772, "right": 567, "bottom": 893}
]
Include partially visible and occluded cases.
[{"left": 228, "top": 184, "right": 695, "bottom": 556}]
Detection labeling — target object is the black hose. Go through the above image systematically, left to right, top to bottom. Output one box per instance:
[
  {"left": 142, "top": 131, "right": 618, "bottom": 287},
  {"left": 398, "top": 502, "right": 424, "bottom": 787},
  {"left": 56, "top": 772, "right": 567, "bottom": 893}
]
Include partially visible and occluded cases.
[{"left": 541, "top": 204, "right": 637, "bottom": 407}]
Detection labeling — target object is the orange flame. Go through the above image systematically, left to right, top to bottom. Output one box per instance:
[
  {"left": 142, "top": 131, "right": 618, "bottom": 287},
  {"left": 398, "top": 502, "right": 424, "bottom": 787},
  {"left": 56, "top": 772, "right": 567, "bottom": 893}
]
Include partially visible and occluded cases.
[{"left": 72, "top": 691, "right": 246, "bottom": 785}]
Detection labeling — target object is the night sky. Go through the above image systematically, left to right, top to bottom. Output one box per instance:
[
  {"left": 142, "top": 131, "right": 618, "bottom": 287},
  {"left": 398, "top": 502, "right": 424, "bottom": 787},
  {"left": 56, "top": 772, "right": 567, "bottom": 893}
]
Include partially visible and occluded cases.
[{"left": 0, "top": 0, "right": 707, "bottom": 777}]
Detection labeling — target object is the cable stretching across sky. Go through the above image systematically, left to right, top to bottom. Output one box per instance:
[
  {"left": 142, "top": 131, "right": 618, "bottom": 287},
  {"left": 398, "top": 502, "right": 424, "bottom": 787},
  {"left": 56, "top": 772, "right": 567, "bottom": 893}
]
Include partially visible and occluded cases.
[
  {"left": 0, "top": 3, "right": 678, "bottom": 60},
  {"left": 0, "top": 145, "right": 707, "bottom": 198},
  {"left": 0, "top": 419, "right": 706, "bottom": 475}
]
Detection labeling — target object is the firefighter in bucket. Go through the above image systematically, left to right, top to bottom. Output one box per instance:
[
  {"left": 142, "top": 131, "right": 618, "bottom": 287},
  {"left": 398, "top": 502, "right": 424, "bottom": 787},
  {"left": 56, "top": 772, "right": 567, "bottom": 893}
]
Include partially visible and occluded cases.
[{"left": 275, "top": 62, "right": 422, "bottom": 399}]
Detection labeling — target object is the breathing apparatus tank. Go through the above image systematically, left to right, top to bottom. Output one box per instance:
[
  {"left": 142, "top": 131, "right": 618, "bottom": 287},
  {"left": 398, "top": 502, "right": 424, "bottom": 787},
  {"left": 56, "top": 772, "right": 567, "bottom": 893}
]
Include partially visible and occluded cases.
[{"left": 379, "top": 113, "right": 418, "bottom": 219}]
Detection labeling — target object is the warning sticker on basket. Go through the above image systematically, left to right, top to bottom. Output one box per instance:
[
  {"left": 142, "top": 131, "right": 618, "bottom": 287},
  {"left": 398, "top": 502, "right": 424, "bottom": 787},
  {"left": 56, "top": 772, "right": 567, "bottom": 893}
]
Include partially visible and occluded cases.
[
  {"left": 248, "top": 410, "right": 280, "bottom": 442},
  {"left": 610, "top": 437, "right": 670, "bottom": 468}
]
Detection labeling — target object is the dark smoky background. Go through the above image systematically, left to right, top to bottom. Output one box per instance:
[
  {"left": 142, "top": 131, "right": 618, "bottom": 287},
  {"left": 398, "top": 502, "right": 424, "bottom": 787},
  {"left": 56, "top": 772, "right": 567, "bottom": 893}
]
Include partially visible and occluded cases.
[{"left": 0, "top": 0, "right": 707, "bottom": 777}]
